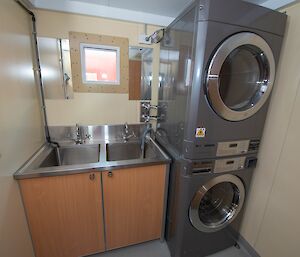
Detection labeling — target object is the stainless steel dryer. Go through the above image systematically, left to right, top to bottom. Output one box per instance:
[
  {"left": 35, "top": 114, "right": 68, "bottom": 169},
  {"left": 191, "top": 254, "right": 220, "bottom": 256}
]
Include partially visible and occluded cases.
[
  {"left": 157, "top": 0, "right": 287, "bottom": 159},
  {"left": 165, "top": 155, "right": 256, "bottom": 257}
]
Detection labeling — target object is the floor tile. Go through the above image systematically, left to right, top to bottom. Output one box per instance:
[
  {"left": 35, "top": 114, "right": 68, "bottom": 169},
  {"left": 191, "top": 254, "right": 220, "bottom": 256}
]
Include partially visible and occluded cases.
[
  {"left": 90, "top": 240, "right": 252, "bottom": 257},
  {"left": 91, "top": 240, "right": 170, "bottom": 257},
  {"left": 207, "top": 244, "right": 252, "bottom": 257}
]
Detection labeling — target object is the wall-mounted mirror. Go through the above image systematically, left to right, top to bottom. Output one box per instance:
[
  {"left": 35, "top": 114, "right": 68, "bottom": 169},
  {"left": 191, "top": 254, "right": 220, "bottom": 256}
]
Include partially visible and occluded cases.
[
  {"left": 38, "top": 37, "right": 153, "bottom": 101},
  {"left": 38, "top": 37, "right": 73, "bottom": 99},
  {"left": 129, "top": 46, "right": 153, "bottom": 101}
]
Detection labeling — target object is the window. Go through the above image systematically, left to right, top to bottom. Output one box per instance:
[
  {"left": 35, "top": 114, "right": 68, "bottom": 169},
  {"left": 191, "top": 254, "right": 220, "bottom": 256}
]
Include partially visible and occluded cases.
[
  {"left": 69, "top": 31, "right": 128, "bottom": 93},
  {"left": 80, "top": 43, "right": 120, "bottom": 85}
]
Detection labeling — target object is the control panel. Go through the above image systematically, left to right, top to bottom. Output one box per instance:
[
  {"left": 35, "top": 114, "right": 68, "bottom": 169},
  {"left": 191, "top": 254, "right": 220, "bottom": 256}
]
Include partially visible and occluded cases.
[
  {"left": 216, "top": 139, "right": 260, "bottom": 157},
  {"left": 192, "top": 156, "right": 257, "bottom": 174},
  {"left": 214, "top": 157, "right": 246, "bottom": 173}
]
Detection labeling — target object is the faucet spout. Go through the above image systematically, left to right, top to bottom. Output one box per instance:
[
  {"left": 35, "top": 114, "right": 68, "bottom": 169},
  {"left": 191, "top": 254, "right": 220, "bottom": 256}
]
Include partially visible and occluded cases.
[
  {"left": 122, "top": 122, "right": 136, "bottom": 142},
  {"left": 74, "top": 123, "right": 83, "bottom": 144},
  {"left": 141, "top": 125, "right": 154, "bottom": 158}
]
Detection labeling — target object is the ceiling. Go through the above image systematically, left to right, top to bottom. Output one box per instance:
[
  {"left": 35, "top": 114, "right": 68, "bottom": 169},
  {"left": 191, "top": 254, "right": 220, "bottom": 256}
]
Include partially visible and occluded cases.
[
  {"left": 28, "top": 0, "right": 297, "bottom": 26},
  {"left": 68, "top": 0, "right": 194, "bottom": 17}
]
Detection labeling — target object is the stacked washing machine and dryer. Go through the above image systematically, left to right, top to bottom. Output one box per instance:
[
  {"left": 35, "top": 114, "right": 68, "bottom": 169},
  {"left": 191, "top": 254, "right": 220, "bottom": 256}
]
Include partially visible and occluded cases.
[{"left": 156, "top": 0, "right": 287, "bottom": 256}]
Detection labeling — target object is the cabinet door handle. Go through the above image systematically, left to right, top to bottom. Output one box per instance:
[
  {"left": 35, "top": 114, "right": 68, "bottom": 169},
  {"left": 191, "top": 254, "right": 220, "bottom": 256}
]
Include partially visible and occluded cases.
[
  {"left": 108, "top": 171, "right": 113, "bottom": 177},
  {"left": 89, "top": 173, "right": 95, "bottom": 181}
]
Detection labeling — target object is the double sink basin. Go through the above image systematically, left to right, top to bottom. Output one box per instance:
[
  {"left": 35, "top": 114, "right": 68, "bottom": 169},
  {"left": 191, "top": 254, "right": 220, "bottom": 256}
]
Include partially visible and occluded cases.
[
  {"left": 14, "top": 126, "right": 170, "bottom": 179},
  {"left": 39, "top": 141, "right": 156, "bottom": 168}
]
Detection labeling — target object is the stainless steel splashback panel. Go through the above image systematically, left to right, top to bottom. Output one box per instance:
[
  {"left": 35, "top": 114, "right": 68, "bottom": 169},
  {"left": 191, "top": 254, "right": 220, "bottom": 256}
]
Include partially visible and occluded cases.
[{"left": 48, "top": 124, "right": 148, "bottom": 142}]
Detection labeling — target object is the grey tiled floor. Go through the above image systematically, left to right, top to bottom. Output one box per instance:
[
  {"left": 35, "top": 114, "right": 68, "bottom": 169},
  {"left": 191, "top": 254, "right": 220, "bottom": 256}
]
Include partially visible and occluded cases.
[
  {"left": 91, "top": 240, "right": 251, "bottom": 257},
  {"left": 207, "top": 244, "right": 252, "bottom": 257}
]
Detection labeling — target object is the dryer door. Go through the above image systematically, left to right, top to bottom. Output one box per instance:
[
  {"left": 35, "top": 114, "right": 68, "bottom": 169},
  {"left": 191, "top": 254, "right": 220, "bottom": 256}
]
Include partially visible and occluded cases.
[
  {"left": 206, "top": 32, "right": 275, "bottom": 121},
  {"left": 189, "top": 174, "right": 245, "bottom": 233}
]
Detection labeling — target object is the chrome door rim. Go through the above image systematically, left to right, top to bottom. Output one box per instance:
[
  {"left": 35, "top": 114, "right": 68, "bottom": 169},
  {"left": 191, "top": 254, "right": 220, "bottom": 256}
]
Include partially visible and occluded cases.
[
  {"left": 206, "top": 32, "right": 276, "bottom": 121},
  {"left": 189, "top": 174, "right": 245, "bottom": 233}
]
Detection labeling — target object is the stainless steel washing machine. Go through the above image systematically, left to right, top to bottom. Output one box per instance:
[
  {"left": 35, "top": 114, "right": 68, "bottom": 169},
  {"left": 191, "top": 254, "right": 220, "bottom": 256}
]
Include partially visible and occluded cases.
[
  {"left": 157, "top": 0, "right": 287, "bottom": 159},
  {"left": 165, "top": 155, "right": 256, "bottom": 257}
]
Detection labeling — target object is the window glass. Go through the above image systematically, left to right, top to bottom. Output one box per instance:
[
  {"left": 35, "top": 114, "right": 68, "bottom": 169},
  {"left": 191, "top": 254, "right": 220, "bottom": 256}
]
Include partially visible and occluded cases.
[
  {"left": 80, "top": 44, "right": 120, "bottom": 85},
  {"left": 219, "top": 45, "right": 270, "bottom": 111},
  {"left": 198, "top": 182, "right": 240, "bottom": 226}
]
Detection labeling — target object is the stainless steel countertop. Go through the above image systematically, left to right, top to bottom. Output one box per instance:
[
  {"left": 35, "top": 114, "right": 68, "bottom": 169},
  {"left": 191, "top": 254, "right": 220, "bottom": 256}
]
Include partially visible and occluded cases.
[{"left": 14, "top": 138, "right": 171, "bottom": 180}]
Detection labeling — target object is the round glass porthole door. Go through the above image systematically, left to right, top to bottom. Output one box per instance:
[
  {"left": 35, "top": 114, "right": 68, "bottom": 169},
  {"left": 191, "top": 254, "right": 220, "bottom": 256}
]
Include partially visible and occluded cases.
[
  {"left": 206, "top": 32, "right": 275, "bottom": 121},
  {"left": 189, "top": 174, "right": 245, "bottom": 233}
]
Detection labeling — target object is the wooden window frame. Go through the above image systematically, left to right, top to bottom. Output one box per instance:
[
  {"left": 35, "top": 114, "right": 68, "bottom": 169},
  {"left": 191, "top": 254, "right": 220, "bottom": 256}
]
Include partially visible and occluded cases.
[{"left": 69, "top": 31, "right": 129, "bottom": 93}]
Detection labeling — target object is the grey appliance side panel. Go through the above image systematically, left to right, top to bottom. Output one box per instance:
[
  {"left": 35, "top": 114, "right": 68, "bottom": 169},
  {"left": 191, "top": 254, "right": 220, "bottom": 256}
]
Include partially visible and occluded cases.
[
  {"left": 197, "top": 0, "right": 287, "bottom": 36},
  {"left": 158, "top": 5, "right": 197, "bottom": 155},
  {"left": 182, "top": 20, "right": 209, "bottom": 154},
  {"left": 165, "top": 159, "right": 190, "bottom": 257}
]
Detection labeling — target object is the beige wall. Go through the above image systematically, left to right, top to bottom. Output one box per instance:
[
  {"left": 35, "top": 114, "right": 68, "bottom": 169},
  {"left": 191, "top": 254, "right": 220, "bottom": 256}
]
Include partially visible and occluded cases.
[
  {"left": 0, "top": 1, "right": 45, "bottom": 257},
  {"left": 240, "top": 3, "right": 300, "bottom": 256},
  {"left": 5, "top": 4, "right": 300, "bottom": 257},
  {"left": 35, "top": 10, "right": 161, "bottom": 126}
]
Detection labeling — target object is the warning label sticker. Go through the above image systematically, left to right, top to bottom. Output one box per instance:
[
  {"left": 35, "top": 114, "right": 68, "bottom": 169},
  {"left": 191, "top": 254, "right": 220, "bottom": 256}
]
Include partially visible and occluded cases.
[{"left": 195, "top": 128, "right": 206, "bottom": 138}]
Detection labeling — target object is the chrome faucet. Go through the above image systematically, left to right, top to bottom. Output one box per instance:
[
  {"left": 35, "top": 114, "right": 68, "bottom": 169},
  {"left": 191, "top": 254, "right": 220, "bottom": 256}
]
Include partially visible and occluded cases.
[
  {"left": 141, "top": 102, "right": 158, "bottom": 111},
  {"left": 141, "top": 114, "right": 160, "bottom": 123},
  {"left": 122, "top": 122, "right": 136, "bottom": 142},
  {"left": 74, "top": 123, "right": 83, "bottom": 144},
  {"left": 74, "top": 124, "right": 92, "bottom": 144},
  {"left": 141, "top": 125, "right": 154, "bottom": 158}
]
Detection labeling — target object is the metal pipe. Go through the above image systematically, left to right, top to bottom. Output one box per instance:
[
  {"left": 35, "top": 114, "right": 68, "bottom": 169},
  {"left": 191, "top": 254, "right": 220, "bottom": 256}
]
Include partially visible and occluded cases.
[
  {"left": 15, "top": 0, "right": 51, "bottom": 142},
  {"left": 15, "top": 0, "right": 34, "bottom": 16},
  {"left": 141, "top": 124, "right": 153, "bottom": 158}
]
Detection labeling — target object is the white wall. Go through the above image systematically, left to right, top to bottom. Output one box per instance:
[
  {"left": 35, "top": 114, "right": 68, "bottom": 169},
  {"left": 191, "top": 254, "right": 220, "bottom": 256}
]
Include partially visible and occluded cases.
[
  {"left": 0, "top": 1, "right": 45, "bottom": 257},
  {"left": 240, "top": 3, "right": 300, "bottom": 256},
  {"left": 35, "top": 10, "right": 161, "bottom": 126}
]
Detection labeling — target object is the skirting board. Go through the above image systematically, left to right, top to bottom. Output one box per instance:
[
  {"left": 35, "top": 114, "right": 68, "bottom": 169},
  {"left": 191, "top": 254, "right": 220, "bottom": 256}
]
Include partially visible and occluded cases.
[{"left": 237, "top": 234, "right": 261, "bottom": 257}]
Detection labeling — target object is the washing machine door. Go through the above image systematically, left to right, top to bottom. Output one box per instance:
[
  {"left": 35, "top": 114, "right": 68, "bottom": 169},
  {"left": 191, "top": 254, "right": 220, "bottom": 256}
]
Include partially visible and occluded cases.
[
  {"left": 206, "top": 32, "right": 275, "bottom": 121},
  {"left": 189, "top": 174, "right": 245, "bottom": 233}
]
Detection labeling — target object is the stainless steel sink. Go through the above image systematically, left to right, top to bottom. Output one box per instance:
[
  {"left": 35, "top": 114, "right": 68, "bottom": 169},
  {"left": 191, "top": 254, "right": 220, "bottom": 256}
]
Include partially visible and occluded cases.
[
  {"left": 14, "top": 124, "right": 171, "bottom": 180},
  {"left": 37, "top": 140, "right": 158, "bottom": 168},
  {"left": 105, "top": 141, "right": 158, "bottom": 162},
  {"left": 106, "top": 142, "right": 142, "bottom": 161},
  {"left": 39, "top": 144, "right": 100, "bottom": 167}
]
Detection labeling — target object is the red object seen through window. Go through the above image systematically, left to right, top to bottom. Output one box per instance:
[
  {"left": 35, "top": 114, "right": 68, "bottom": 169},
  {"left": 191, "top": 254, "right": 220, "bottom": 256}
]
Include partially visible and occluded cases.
[{"left": 84, "top": 48, "right": 117, "bottom": 82}]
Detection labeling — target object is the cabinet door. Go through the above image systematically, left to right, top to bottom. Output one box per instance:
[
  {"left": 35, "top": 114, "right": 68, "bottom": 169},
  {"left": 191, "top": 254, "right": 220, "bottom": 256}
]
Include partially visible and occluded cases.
[
  {"left": 103, "top": 165, "right": 166, "bottom": 250},
  {"left": 19, "top": 172, "right": 105, "bottom": 257}
]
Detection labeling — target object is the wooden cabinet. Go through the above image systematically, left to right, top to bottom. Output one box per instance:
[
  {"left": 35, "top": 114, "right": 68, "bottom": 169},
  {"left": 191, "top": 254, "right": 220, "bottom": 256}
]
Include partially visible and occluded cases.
[
  {"left": 19, "top": 164, "right": 167, "bottom": 255},
  {"left": 102, "top": 165, "right": 166, "bottom": 250},
  {"left": 19, "top": 172, "right": 105, "bottom": 257}
]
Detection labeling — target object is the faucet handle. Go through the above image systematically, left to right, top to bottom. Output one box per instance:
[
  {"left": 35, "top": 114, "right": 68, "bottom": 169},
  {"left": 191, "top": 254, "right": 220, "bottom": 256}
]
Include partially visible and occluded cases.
[
  {"left": 141, "top": 102, "right": 151, "bottom": 110},
  {"left": 141, "top": 103, "right": 158, "bottom": 110},
  {"left": 142, "top": 114, "right": 160, "bottom": 123},
  {"left": 142, "top": 114, "right": 150, "bottom": 122},
  {"left": 124, "top": 122, "right": 129, "bottom": 133},
  {"left": 85, "top": 134, "right": 92, "bottom": 140}
]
